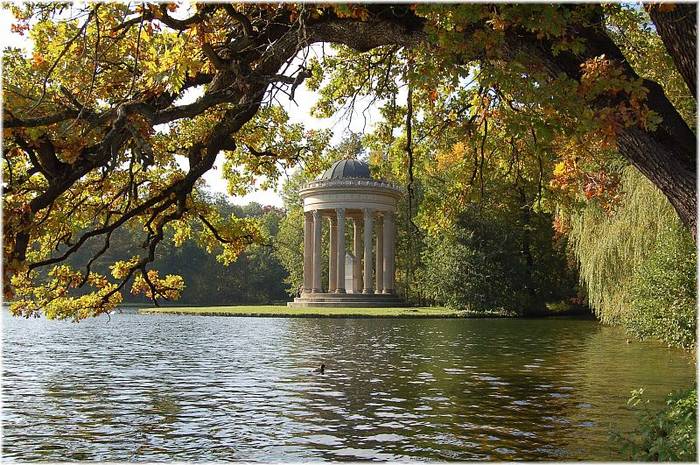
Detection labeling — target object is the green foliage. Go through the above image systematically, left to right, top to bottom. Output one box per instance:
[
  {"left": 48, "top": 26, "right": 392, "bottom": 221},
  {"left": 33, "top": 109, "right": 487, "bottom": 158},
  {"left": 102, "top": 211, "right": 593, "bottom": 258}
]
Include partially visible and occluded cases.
[
  {"left": 549, "top": 4, "right": 698, "bottom": 348},
  {"left": 605, "top": 4, "right": 696, "bottom": 128},
  {"left": 308, "top": 45, "right": 402, "bottom": 119},
  {"left": 567, "top": 166, "right": 696, "bottom": 349},
  {"left": 65, "top": 198, "right": 289, "bottom": 306},
  {"left": 168, "top": 201, "right": 288, "bottom": 304},
  {"left": 274, "top": 206, "right": 305, "bottom": 295},
  {"left": 419, "top": 206, "right": 576, "bottom": 315},
  {"left": 419, "top": 214, "right": 519, "bottom": 314},
  {"left": 628, "top": 228, "right": 697, "bottom": 349},
  {"left": 615, "top": 387, "right": 697, "bottom": 461}
]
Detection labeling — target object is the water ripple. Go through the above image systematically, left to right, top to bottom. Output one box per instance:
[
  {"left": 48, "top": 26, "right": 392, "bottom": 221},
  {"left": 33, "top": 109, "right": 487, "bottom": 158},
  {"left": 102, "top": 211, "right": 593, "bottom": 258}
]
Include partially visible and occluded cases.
[{"left": 1, "top": 311, "right": 694, "bottom": 461}]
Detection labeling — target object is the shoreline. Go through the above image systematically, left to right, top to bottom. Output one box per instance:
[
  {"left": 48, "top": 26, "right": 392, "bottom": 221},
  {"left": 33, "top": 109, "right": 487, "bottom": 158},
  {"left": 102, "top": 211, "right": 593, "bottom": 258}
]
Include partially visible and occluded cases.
[
  {"left": 137, "top": 305, "right": 591, "bottom": 319},
  {"left": 138, "top": 305, "right": 469, "bottom": 319},
  {"left": 139, "top": 311, "right": 471, "bottom": 319}
]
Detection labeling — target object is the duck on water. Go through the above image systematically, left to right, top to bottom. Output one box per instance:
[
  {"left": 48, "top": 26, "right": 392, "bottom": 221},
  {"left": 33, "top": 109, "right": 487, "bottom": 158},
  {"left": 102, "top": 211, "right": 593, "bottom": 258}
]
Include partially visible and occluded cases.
[{"left": 312, "top": 363, "right": 325, "bottom": 374}]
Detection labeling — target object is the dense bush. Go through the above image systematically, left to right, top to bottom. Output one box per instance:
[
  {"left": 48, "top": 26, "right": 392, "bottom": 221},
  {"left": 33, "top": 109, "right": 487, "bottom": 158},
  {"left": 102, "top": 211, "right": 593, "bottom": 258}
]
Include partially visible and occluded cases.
[
  {"left": 419, "top": 207, "right": 576, "bottom": 315},
  {"left": 419, "top": 224, "right": 521, "bottom": 313},
  {"left": 628, "top": 227, "right": 696, "bottom": 349},
  {"left": 616, "top": 387, "right": 697, "bottom": 461}
]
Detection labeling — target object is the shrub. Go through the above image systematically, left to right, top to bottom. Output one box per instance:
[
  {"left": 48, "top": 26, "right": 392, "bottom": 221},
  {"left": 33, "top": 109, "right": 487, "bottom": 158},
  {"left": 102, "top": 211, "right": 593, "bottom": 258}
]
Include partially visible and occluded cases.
[
  {"left": 419, "top": 206, "right": 575, "bottom": 315},
  {"left": 628, "top": 226, "right": 696, "bottom": 349},
  {"left": 615, "top": 387, "right": 697, "bottom": 461}
]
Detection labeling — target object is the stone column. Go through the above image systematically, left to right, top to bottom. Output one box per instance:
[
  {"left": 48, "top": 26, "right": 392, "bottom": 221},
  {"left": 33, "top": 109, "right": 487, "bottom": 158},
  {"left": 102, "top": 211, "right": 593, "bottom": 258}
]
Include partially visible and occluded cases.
[
  {"left": 335, "top": 208, "right": 346, "bottom": 293},
  {"left": 363, "top": 208, "right": 374, "bottom": 294},
  {"left": 312, "top": 210, "right": 322, "bottom": 293},
  {"left": 383, "top": 211, "right": 394, "bottom": 294},
  {"left": 303, "top": 212, "right": 312, "bottom": 293},
  {"left": 375, "top": 214, "right": 383, "bottom": 294},
  {"left": 328, "top": 217, "right": 337, "bottom": 293},
  {"left": 353, "top": 218, "right": 362, "bottom": 293}
]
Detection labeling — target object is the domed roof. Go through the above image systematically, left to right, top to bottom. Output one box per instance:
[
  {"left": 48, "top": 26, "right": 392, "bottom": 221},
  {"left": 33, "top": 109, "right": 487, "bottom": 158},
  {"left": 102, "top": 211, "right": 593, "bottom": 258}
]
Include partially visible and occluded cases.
[{"left": 317, "top": 159, "right": 372, "bottom": 181}]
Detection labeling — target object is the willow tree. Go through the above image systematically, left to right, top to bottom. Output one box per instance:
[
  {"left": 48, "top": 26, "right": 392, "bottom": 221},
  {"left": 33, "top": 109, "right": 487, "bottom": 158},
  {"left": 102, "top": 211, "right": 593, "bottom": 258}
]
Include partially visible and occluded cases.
[{"left": 3, "top": 3, "right": 695, "bottom": 319}]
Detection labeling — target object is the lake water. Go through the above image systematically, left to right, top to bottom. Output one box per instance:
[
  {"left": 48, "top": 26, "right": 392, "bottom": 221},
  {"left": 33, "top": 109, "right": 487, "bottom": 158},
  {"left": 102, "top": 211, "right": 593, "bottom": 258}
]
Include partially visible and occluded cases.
[{"left": 1, "top": 311, "right": 695, "bottom": 461}]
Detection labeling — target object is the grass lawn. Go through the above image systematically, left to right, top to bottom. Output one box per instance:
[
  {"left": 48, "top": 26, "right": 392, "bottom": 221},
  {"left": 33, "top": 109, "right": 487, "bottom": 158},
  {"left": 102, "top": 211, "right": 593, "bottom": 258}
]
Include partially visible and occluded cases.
[{"left": 138, "top": 305, "right": 466, "bottom": 318}]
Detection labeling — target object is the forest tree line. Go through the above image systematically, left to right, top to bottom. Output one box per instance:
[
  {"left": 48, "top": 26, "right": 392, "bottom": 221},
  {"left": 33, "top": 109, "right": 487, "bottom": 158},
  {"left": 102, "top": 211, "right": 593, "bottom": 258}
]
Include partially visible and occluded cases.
[{"left": 64, "top": 197, "right": 289, "bottom": 306}]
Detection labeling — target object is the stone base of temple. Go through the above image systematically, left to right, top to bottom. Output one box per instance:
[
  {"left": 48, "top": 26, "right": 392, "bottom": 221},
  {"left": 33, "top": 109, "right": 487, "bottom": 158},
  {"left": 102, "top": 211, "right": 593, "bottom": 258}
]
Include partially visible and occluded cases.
[{"left": 287, "top": 292, "right": 405, "bottom": 308}]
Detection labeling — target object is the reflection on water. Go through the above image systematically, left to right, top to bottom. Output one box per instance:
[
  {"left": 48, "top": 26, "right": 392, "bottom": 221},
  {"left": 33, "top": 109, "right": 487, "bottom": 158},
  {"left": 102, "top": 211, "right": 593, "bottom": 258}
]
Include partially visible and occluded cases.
[{"left": 2, "top": 312, "right": 694, "bottom": 461}]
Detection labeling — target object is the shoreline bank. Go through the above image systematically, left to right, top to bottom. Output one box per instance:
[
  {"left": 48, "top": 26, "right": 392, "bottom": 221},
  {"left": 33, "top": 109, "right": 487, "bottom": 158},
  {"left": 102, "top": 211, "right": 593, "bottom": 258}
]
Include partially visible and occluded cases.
[
  {"left": 137, "top": 305, "right": 591, "bottom": 319},
  {"left": 138, "top": 305, "right": 466, "bottom": 318}
]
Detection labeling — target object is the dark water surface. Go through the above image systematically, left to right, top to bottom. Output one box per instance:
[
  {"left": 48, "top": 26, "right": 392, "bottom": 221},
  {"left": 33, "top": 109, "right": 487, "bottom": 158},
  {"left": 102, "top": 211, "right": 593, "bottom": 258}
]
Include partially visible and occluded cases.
[{"left": 2, "top": 311, "right": 695, "bottom": 461}]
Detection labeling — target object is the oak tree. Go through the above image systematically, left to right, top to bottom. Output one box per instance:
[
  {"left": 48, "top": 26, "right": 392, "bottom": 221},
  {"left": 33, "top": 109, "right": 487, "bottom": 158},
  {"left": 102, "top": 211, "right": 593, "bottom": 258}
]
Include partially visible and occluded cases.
[{"left": 3, "top": 3, "right": 695, "bottom": 319}]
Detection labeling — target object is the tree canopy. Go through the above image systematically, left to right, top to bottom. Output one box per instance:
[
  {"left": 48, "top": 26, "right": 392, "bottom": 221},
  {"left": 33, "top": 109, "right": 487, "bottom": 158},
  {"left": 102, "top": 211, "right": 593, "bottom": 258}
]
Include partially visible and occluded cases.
[{"left": 2, "top": 3, "right": 695, "bottom": 319}]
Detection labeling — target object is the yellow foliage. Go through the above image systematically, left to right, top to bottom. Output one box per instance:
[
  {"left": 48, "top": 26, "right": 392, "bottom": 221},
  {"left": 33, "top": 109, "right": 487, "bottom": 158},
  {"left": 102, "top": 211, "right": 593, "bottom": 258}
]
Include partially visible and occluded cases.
[
  {"left": 436, "top": 141, "right": 467, "bottom": 171},
  {"left": 110, "top": 256, "right": 141, "bottom": 280},
  {"left": 131, "top": 270, "right": 184, "bottom": 300}
]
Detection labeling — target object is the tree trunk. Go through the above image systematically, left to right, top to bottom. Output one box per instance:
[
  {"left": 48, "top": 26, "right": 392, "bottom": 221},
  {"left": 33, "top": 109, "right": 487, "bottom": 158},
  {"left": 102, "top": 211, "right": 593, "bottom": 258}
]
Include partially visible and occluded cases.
[
  {"left": 646, "top": 3, "right": 697, "bottom": 98},
  {"left": 506, "top": 14, "right": 697, "bottom": 237},
  {"left": 518, "top": 187, "right": 540, "bottom": 316}
]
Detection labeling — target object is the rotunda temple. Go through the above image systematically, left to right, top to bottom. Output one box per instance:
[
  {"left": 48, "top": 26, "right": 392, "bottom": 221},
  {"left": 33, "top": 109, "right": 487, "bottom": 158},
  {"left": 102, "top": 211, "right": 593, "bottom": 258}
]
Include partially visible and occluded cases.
[{"left": 288, "top": 159, "right": 404, "bottom": 308}]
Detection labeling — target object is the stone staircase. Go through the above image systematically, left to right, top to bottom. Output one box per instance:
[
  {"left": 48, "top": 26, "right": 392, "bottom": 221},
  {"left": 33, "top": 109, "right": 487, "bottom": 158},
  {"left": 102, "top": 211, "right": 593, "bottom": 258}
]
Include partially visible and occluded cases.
[{"left": 287, "top": 292, "right": 405, "bottom": 308}]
